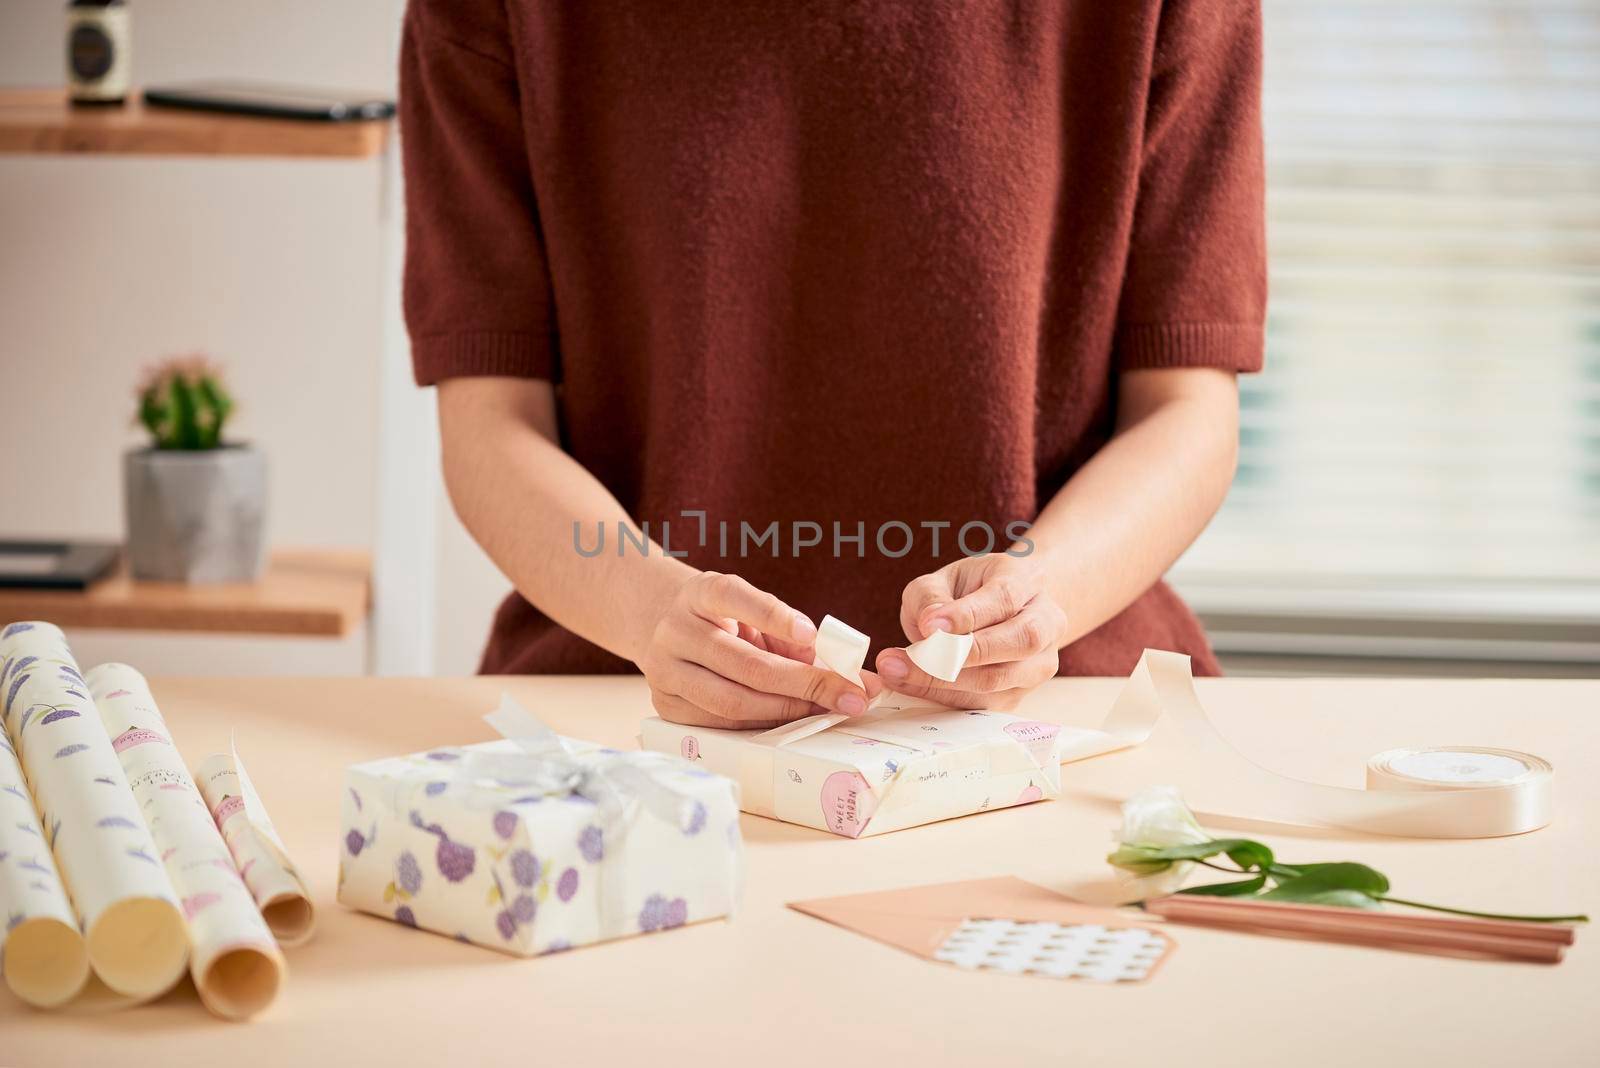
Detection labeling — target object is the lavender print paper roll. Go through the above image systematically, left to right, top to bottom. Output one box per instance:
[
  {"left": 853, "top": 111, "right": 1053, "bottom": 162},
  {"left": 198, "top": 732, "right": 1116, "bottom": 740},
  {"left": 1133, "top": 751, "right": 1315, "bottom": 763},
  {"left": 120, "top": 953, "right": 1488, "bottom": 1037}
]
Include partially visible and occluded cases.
[
  {"left": 0, "top": 622, "right": 187, "bottom": 999},
  {"left": 89, "top": 662, "right": 286, "bottom": 1020},
  {"left": 0, "top": 711, "right": 89, "bottom": 1008}
]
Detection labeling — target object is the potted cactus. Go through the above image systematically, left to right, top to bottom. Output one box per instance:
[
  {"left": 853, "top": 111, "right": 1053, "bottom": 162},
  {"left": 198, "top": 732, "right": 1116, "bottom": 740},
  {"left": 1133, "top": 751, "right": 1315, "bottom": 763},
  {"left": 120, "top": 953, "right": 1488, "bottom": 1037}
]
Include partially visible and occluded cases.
[{"left": 124, "top": 356, "right": 266, "bottom": 582}]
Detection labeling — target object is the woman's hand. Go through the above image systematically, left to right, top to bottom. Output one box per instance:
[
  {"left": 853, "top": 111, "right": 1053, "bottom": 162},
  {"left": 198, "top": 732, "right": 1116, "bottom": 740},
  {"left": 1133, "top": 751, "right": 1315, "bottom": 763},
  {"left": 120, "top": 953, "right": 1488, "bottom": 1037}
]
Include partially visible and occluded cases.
[
  {"left": 873, "top": 553, "right": 1067, "bottom": 710},
  {"left": 638, "top": 570, "right": 875, "bottom": 730}
]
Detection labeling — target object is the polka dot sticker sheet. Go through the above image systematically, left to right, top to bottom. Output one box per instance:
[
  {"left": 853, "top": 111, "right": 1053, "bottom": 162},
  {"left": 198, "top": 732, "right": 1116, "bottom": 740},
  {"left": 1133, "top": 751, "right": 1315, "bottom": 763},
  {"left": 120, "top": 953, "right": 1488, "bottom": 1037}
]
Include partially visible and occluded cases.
[{"left": 935, "top": 918, "right": 1172, "bottom": 984}]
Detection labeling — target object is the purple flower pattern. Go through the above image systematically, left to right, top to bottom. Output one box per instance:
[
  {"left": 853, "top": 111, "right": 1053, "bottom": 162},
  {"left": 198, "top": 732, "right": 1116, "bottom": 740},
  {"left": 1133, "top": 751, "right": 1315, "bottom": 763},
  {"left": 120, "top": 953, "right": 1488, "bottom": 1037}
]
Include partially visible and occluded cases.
[
  {"left": 408, "top": 813, "right": 476, "bottom": 882},
  {"left": 578, "top": 825, "right": 603, "bottom": 863},
  {"left": 510, "top": 849, "right": 539, "bottom": 887},
  {"left": 396, "top": 851, "right": 423, "bottom": 895},
  {"left": 638, "top": 895, "right": 688, "bottom": 932}
]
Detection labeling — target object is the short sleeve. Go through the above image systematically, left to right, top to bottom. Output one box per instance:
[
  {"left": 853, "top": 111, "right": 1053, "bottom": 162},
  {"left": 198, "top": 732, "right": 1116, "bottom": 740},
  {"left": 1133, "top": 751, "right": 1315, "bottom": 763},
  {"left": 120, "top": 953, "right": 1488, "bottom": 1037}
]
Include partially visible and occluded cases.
[
  {"left": 400, "top": 0, "right": 559, "bottom": 385},
  {"left": 1114, "top": 0, "right": 1266, "bottom": 373}
]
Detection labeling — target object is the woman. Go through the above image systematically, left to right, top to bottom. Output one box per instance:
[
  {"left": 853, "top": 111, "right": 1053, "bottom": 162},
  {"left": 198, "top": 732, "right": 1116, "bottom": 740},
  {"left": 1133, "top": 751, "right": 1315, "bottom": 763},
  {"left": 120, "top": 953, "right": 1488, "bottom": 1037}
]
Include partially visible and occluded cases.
[{"left": 401, "top": 0, "right": 1264, "bottom": 728}]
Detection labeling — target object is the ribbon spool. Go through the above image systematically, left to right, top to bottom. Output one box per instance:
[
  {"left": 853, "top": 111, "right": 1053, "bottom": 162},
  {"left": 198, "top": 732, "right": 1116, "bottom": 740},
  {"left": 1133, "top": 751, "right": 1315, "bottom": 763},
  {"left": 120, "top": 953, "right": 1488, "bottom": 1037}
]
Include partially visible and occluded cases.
[{"left": 1366, "top": 746, "right": 1551, "bottom": 793}]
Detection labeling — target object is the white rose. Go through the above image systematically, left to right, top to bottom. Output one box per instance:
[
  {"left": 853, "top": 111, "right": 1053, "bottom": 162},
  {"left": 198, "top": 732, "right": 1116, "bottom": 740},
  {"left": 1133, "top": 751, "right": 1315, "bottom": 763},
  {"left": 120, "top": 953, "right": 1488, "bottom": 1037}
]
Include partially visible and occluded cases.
[{"left": 1107, "top": 785, "right": 1210, "bottom": 898}]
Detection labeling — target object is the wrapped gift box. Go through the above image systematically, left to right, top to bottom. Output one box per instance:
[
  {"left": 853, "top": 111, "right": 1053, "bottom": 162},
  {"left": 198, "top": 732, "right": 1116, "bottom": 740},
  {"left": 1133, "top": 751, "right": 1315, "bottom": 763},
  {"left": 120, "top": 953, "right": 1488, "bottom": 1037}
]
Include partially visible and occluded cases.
[
  {"left": 339, "top": 699, "right": 742, "bottom": 956},
  {"left": 639, "top": 707, "right": 1063, "bottom": 838}
]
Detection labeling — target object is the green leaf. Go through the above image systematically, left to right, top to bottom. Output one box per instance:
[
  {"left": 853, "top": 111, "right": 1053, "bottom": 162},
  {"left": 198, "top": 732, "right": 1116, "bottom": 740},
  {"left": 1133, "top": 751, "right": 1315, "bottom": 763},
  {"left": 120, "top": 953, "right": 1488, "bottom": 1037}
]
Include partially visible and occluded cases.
[
  {"left": 1112, "top": 838, "right": 1267, "bottom": 866},
  {"left": 1222, "top": 840, "right": 1274, "bottom": 872},
  {"left": 1260, "top": 861, "right": 1390, "bottom": 907},
  {"left": 1267, "top": 861, "right": 1343, "bottom": 881},
  {"left": 1177, "top": 874, "right": 1267, "bottom": 897},
  {"left": 1265, "top": 888, "right": 1383, "bottom": 909}
]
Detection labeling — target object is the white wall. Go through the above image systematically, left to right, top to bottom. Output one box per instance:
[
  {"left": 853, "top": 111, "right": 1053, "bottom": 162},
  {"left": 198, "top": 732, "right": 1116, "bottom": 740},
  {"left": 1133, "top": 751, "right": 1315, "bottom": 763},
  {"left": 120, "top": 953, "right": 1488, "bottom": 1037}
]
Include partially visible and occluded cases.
[{"left": 0, "top": 1, "right": 508, "bottom": 675}]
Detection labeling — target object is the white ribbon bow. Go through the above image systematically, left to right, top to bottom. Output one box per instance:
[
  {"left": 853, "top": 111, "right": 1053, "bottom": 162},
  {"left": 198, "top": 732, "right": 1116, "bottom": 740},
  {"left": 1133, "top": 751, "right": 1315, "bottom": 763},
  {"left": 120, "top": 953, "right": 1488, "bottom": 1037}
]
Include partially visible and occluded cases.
[{"left": 464, "top": 695, "right": 698, "bottom": 831}]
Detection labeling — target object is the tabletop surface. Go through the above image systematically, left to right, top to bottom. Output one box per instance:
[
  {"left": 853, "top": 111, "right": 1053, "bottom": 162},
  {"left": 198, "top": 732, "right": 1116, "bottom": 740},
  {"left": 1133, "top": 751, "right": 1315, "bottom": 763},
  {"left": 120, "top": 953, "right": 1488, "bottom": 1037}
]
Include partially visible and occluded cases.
[{"left": 4, "top": 673, "right": 1597, "bottom": 1066}]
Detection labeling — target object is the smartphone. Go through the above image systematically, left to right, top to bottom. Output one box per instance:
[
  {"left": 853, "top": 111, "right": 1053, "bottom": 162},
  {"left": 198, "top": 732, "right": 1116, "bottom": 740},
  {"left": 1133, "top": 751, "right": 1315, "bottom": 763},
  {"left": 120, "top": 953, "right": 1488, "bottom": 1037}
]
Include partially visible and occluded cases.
[{"left": 142, "top": 80, "right": 396, "bottom": 122}]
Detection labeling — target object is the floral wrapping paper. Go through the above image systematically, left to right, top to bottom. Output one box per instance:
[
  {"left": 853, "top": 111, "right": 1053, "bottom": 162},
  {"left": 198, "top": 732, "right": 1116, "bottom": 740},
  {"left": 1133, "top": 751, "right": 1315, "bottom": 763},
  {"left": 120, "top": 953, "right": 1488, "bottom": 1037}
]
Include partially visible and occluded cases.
[
  {"left": 0, "top": 623, "right": 181, "bottom": 951},
  {"left": 640, "top": 707, "right": 1063, "bottom": 838},
  {"left": 338, "top": 735, "right": 742, "bottom": 956}
]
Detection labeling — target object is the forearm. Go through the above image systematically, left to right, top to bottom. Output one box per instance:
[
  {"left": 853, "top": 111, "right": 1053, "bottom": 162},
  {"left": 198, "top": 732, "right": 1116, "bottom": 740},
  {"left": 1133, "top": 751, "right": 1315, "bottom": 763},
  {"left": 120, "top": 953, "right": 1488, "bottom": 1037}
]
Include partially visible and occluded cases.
[
  {"left": 1025, "top": 368, "right": 1239, "bottom": 644},
  {"left": 437, "top": 378, "right": 692, "bottom": 664}
]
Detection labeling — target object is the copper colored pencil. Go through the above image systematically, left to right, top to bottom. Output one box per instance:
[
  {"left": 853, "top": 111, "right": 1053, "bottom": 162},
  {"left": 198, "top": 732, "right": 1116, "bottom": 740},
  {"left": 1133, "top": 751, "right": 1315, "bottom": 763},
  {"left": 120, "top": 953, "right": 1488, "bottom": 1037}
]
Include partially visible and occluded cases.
[
  {"left": 1148, "top": 895, "right": 1577, "bottom": 944},
  {"left": 1147, "top": 897, "right": 1569, "bottom": 962}
]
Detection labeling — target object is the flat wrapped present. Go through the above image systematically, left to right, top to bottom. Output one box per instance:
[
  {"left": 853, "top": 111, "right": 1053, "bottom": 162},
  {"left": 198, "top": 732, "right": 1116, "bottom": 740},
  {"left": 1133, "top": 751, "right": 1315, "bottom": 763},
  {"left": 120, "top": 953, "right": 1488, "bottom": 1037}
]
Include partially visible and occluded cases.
[
  {"left": 339, "top": 698, "right": 742, "bottom": 956},
  {"left": 639, "top": 706, "right": 1062, "bottom": 838}
]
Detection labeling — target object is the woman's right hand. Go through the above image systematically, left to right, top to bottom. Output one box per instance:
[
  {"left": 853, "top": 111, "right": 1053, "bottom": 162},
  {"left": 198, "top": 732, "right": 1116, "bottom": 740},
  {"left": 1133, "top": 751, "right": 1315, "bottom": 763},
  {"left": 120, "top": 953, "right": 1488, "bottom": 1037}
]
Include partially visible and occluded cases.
[{"left": 636, "top": 570, "right": 872, "bottom": 730}]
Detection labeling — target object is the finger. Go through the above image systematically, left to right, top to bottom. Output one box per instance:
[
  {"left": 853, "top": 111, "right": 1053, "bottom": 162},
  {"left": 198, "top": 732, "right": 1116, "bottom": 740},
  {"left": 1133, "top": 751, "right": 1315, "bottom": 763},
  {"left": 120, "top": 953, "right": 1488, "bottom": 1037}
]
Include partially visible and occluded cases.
[
  {"left": 900, "top": 567, "right": 958, "bottom": 643},
  {"left": 691, "top": 571, "right": 817, "bottom": 643},
  {"left": 919, "top": 571, "right": 1036, "bottom": 636},
  {"left": 967, "top": 600, "right": 1066, "bottom": 667},
  {"left": 734, "top": 621, "right": 761, "bottom": 648},
  {"left": 688, "top": 626, "right": 867, "bottom": 716},
  {"left": 760, "top": 633, "right": 816, "bottom": 664},
  {"left": 876, "top": 647, "right": 1057, "bottom": 702},
  {"left": 951, "top": 652, "right": 1061, "bottom": 694},
  {"left": 867, "top": 658, "right": 1015, "bottom": 711},
  {"left": 667, "top": 660, "right": 819, "bottom": 727},
  {"left": 650, "top": 690, "right": 790, "bottom": 732}
]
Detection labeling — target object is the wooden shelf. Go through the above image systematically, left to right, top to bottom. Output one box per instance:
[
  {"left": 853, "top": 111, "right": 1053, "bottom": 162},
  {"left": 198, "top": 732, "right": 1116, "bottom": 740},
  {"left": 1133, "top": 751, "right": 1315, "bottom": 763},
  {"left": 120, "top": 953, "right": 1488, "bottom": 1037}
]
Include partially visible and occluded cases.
[
  {"left": 0, "top": 88, "right": 389, "bottom": 158},
  {"left": 0, "top": 548, "right": 371, "bottom": 637}
]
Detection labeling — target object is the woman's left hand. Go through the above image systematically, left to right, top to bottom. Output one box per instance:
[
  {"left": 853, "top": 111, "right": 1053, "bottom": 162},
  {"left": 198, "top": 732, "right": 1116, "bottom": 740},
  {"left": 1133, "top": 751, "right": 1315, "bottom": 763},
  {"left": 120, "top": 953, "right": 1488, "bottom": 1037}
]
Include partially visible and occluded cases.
[{"left": 874, "top": 553, "right": 1068, "bottom": 710}]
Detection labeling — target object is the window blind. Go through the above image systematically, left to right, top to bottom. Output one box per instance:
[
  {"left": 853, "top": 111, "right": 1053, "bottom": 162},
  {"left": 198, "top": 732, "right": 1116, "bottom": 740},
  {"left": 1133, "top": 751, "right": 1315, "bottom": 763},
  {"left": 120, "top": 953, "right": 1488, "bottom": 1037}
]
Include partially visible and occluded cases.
[{"left": 1170, "top": 0, "right": 1600, "bottom": 667}]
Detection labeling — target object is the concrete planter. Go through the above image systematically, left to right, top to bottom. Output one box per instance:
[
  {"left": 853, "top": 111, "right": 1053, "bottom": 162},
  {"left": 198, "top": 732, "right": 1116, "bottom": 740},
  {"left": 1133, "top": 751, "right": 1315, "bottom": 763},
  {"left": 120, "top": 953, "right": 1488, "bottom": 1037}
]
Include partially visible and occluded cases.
[{"left": 123, "top": 446, "right": 267, "bottom": 583}]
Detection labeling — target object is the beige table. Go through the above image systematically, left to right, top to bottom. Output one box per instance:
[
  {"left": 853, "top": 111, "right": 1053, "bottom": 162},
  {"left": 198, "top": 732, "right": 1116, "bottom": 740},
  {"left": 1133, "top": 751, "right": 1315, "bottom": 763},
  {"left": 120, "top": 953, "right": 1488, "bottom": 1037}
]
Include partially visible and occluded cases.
[{"left": 5, "top": 675, "right": 1597, "bottom": 1066}]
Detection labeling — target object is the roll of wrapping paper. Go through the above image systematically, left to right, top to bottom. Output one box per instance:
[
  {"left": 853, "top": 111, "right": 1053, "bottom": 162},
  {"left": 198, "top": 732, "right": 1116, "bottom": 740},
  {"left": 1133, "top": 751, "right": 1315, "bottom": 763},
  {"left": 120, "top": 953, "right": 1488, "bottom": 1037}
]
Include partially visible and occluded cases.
[
  {"left": 0, "top": 622, "right": 187, "bottom": 998},
  {"left": 1064, "top": 649, "right": 1554, "bottom": 838},
  {"left": 88, "top": 663, "right": 286, "bottom": 1020},
  {"left": 0, "top": 713, "right": 89, "bottom": 1007},
  {"left": 194, "top": 747, "right": 314, "bottom": 946}
]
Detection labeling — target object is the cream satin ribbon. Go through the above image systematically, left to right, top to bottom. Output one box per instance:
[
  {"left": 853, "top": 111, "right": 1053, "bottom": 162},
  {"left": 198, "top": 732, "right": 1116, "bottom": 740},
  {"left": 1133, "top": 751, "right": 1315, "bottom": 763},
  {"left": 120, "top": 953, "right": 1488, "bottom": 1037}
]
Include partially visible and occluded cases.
[
  {"left": 773, "top": 614, "right": 978, "bottom": 748},
  {"left": 787, "top": 620, "right": 1551, "bottom": 839},
  {"left": 1066, "top": 649, "right": 1553, "bottom": 839}
]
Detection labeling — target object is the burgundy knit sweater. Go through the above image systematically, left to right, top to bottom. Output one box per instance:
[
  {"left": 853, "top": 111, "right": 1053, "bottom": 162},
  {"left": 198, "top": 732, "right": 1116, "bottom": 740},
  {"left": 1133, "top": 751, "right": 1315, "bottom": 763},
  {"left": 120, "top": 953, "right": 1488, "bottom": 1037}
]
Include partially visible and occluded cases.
[{"left": 401, "top": 0, "right": 1265, "bottom": 678}]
